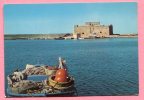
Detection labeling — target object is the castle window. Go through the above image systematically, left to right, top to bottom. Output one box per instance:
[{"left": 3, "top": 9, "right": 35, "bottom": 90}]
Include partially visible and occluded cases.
[
  {"left": 100, "top": 31, "right": 102, "bottom": 33},
  {"left": 82, "top": 33, "right": 84, "bottom": 34}
]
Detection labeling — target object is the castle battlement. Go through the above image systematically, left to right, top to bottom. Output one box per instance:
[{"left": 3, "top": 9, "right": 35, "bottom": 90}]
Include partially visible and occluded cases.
[{"left": 85, "top": 22, "right": 100, "bottom": 26}]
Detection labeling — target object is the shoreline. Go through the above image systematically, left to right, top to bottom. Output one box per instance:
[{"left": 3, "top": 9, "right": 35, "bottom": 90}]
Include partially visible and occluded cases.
[
  {"left": 4, "top": 34, "right": 138, "bottom": 40},
  {"left": 4, "top": 37, "right": 138, "bottom": 40}
]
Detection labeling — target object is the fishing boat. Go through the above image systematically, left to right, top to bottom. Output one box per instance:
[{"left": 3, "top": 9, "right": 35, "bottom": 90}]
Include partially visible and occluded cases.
[{"left": 7, "top": 57, "right": 77, "bottom": 97}]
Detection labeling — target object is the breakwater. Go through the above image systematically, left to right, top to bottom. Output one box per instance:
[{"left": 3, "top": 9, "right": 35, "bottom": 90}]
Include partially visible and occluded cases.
[{"left": 4, "top": 33, "right": 71, "bottom": 40}]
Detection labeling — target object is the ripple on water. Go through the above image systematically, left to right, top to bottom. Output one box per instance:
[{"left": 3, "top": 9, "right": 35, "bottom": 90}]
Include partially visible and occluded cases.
[{"left": 5, "top": 39, "right": 138, "bottom": 96}]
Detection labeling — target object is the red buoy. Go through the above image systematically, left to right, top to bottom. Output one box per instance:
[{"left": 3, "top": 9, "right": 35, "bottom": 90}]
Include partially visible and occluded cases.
[{"left": 54, "top": 69, "right": 68, "bottom": 82}]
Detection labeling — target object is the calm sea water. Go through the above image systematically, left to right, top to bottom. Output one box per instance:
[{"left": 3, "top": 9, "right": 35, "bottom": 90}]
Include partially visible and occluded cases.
[{"left": 4, "top": 38, "right": 138, "bottom": 96}]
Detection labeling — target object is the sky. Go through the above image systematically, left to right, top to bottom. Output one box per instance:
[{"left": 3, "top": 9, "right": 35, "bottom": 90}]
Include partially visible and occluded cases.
[{"left": 4, "top": 2, "right": 137, "bottom": 34}]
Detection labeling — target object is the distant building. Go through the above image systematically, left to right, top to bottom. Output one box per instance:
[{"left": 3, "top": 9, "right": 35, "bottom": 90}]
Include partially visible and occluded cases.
[{"left": 73, "top": 22, "right": 113, "bottom": 39}]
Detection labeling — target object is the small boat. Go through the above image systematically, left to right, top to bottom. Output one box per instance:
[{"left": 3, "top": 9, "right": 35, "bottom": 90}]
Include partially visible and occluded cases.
[
  {"left": 78, "top": 37, "right": 84, "bottom": 40},
  {"left": 7, "top": 57, "right": 77, "bottom": 97}
]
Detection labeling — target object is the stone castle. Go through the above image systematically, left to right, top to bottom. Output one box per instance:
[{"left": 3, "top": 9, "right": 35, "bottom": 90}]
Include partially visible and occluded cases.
[{"left": 73, "top": 22, "right": 113, "bottom": 39}]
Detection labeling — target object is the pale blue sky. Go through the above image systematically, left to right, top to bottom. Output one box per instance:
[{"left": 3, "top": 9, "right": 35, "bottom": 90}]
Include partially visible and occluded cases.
[{"left": 4, "top": 2, "right": 137, "bottom": 34}]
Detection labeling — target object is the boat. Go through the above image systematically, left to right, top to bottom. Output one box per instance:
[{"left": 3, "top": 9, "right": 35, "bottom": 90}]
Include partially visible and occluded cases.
[
  {"left": 78, "top": 37, "right": 84, "bottom": 40},
  {"left": 7, "top": 57, "right": 77, "bottom": 97}
]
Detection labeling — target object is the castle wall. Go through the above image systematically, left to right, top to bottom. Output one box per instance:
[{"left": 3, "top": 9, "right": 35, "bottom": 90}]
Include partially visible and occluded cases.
[
  {"left": 74, "top": 25, "right": 91, "bottom": 38},
  {"left": 92, "top": 26, "right": 110, "bottom": 37}
]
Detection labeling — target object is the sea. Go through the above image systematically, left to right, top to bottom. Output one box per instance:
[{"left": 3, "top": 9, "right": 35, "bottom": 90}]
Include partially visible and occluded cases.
[{"left": 4, "top": 38, "right": 138, "bottom": 96}]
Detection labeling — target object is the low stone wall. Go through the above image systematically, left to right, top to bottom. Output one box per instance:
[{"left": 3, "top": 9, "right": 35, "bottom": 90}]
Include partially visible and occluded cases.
[{"left": 108, "top": 34, "right": 138, "bottom": 38}]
